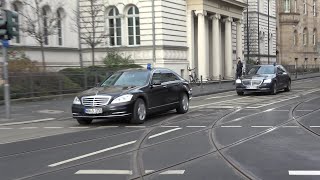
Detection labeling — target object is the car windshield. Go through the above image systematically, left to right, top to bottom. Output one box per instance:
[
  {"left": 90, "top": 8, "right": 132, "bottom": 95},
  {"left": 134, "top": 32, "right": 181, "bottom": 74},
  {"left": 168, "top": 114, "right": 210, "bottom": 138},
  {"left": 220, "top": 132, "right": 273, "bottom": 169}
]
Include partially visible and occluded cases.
[
  {"left": 248, "top": 66, "right": 275, "bottom": 75},
  {"left": 101, "top": 71, "right": 150, "bottom": 87}
]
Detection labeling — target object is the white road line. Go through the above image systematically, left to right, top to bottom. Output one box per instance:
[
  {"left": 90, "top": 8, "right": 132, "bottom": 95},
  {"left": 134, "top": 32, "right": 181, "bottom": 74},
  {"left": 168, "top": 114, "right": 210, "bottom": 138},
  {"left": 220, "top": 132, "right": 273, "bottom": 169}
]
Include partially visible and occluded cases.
[
  {"left": 206, "top": 94, "right": 235, "bottom": 100},
  {"left": 190, "top": 97, "right": 247, "bottom": 109},
  {"left": 264, "top": 108, "right": 275, "bottom": 112},
  {"left": 273, "top": 110, "right": 290, "bottom": 112},
  {"left": 297, "top": 110, "right": 314, "bottom": 112},
  {"left": 0, "top": 118, "right": 56, "bottom": 126},
  {"left": 103, "top": 126, "right": 119, "bottom": 128},
  {"left": 125, "top": 126, "right": 146, "bottom": 128},
  {"left": 161, "top": 126, "right": 180, "bottom": 128},
  {"left": 186, "top": 126, "right": 207, "bottom": 128},
  {"left": 221, "top": 126, "right": 242, "bottom": 128},
  {"left": 251, "top": 126, "right": 274, "bottom": 128},
  {"left": 283, "top": 126, "right": 299, "bottom": 128},
  {"left": 310, "top": 126, "right": 320, "bottom": 128},
  {"left": 0, "top": 127, "right": 12, "bottom": 130},
  {"left": 20, "top": 127, "right": 38, "bottom": 129},
  {"left": 43, "top": 127, "right": 64, "bottom": 129},
  {"left": 69, "top": 127, "right": 90, "bottom": 129},
  {"left": 148, "top": 128, "right": 182, "bottom": 139},
  {"left": 48, "top": 141, "right": 137, "bottom": 167},
  {"left": 75, "top": 170, "right": 185, "bottom": 175},
  {"left": 75, "top": 170, "right": 132, "bottom": 175},
  {"left": 289, "top": 170, "right": 320, "bottom": 176}
]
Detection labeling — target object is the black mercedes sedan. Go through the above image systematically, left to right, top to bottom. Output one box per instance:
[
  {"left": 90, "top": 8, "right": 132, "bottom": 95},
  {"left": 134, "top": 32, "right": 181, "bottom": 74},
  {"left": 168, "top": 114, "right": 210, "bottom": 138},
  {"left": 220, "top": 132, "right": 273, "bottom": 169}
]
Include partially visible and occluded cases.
[
  {"left": 235, "top": 65, "right": 291, "bottom": 95},
  {"left": 72, "top": 68, "right": 192, "bottom": 125}
]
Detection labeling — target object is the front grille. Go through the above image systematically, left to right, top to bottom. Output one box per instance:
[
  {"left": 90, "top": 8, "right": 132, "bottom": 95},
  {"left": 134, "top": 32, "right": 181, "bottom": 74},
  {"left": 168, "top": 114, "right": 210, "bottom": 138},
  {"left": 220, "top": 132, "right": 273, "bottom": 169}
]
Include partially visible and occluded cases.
[
  {"left": 242, "top": 79, "right": 263, "bottom": 86},
  {"left": 242, "top": 80, "right": 251, "bottom": 86},
  {"left": 252, "top": 80, "right": 263, "bottom": 86},
  {"left": 81, "top": 95, "right": 111, "bottom": 107}
]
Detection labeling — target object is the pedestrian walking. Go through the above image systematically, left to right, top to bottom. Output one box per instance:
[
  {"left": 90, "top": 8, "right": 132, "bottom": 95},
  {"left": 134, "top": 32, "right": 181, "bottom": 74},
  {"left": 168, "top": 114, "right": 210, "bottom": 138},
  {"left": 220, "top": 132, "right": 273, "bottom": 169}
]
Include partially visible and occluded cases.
[{"left": 236, "top": 58, "right": 243, "bottom": 79}]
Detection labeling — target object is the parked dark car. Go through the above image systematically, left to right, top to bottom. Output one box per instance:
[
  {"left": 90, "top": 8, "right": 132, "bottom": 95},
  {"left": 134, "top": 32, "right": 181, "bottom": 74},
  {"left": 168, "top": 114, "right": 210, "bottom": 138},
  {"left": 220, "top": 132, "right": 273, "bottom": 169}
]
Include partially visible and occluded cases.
[
  {"left": 235, "top": 65, "right": 291, "bottom": 95},
  {"left": 72, "top": 68, "right": 192, "bottom": 125}
]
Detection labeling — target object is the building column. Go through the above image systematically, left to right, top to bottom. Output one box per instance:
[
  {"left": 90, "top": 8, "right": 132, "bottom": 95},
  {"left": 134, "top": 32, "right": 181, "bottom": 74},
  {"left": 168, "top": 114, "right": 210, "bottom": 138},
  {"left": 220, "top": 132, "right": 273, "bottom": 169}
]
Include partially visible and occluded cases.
[
  {"left": 187, "top": 10, "right": 195, "bottom": 69},
  {"left": 195, "top": 10, "right": 209, "bottom": 80},
  {"left": 211, "top": 14, "right": 221, "bottom": 80},
  {"left": 224, "top": 17, "right": 233, "bottom": 79},
  {"left": 236, "top": 20, "right": 243, "bottom": 60}
]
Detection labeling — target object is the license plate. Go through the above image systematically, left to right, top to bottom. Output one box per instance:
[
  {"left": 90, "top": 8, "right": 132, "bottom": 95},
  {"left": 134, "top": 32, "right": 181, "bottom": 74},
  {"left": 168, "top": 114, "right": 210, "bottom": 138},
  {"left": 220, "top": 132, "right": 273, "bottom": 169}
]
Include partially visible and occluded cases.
[
  {"left": 247, "top": 86, "right": 258, "bottom": 90},
  {"left": 85, "top": 108, "right": 103, "bottom": 114}
]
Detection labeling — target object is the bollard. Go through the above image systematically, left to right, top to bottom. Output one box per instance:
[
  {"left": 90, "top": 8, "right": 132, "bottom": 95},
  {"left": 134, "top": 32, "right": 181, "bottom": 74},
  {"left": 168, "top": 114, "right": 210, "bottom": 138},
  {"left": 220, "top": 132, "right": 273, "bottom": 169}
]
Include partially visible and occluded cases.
[
  {"left": 29, "top": 74, "right": 34, "bottom": 97},
  {"left": 219, "top": 74, "right": 222, "bottom": 89},
  {"left": 201, "top": 75, "right": 203, "bottom": 89},
  {"left": 59, "top": 78, "right": 63, "bottom": 95}
]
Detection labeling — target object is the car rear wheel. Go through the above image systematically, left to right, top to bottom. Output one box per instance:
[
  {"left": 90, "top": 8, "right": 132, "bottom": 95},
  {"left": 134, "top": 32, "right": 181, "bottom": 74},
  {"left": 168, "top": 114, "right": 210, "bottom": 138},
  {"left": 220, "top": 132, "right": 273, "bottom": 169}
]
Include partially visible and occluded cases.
[
  {"left": 284, "top": 81, "right": 291, "bottom": 92},
  {"left": 271, "top": 82, "right": 277, "bottom": 95},
  {"left": 237, "top": 91, "right": 244, "bottom": 96},
  {"left": 176, "top": 93, "right": 189, "bottom": 114},
  {"left": 130, "top": 98, "right": 146, "bottom": 124},
  {"left": 76, "top": 118, "right": 93, "bottom": 125}
]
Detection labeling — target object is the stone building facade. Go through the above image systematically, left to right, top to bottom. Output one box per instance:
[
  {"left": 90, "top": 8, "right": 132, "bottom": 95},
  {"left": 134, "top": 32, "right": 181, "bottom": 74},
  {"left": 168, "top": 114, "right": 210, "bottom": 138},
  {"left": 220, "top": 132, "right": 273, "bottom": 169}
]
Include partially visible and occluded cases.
[{"left": 277, "top": 0, "right": 320, "bottom": 67}]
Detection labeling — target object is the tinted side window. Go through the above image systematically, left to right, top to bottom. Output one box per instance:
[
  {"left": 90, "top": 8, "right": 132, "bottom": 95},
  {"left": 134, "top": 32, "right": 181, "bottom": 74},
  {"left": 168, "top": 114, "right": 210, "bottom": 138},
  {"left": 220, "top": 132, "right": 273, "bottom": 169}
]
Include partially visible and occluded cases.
[
  {"left": 152, "top": 72, "right": 161, "bottom": 83},
  {"left": 161, "top": 73, "right": 179, "bottom": 83}
]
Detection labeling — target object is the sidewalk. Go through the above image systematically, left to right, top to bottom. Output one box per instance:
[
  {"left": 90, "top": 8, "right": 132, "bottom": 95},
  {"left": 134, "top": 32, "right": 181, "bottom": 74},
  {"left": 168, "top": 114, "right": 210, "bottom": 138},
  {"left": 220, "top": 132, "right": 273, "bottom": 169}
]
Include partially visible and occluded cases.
[{"left": 0, "top": 72, "right": 320, "bottom": 124}]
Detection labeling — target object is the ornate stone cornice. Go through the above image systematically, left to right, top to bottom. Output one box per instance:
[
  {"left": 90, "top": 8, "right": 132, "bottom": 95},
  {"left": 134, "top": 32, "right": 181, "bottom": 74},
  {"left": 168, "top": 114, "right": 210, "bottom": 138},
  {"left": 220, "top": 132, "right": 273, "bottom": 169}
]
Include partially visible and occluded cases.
[{"left": 209, "top": 14, "right": 221, "bottom": 20}]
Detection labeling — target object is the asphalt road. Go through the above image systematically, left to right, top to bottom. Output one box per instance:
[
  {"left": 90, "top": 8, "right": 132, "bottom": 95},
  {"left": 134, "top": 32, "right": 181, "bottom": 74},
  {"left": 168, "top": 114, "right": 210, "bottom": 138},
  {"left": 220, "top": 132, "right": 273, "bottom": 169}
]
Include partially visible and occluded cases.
[{"left": 1, "top": 77, "right": 320, "bottom": 180}]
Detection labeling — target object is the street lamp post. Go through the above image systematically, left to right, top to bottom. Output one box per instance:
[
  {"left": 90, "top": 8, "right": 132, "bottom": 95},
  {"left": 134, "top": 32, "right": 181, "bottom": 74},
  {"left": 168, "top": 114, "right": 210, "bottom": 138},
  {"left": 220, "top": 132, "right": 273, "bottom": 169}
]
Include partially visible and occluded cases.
[
  {"left": 247, "top": 0, "right": 249, "bottom": 63},
  {"left": 268, "top": 0, "right": 270, "bottom": 64}
]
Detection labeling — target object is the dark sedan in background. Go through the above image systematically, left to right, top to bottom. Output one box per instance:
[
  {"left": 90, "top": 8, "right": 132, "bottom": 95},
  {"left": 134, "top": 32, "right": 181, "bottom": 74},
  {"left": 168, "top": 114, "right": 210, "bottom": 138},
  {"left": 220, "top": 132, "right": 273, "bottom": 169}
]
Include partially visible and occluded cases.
[
  {"left": 236, "top": 65, "right": 291, "bottom": 95},
  {"left": 72, "top": 68, "right": 192, "bottom": 125}
]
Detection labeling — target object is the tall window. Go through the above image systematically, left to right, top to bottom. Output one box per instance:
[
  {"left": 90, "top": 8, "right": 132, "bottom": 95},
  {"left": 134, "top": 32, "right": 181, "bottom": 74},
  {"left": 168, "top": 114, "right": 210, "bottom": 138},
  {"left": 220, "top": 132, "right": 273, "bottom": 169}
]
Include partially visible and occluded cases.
[
  {"left": 284, "top": 0, "right": 291, "bottom": 13},
  {"left": 294, "top": 0, "right": 298, "bottom": 12},
  {"left": 304, "top": 0, "right": 307, "bottom": 14},
  {"left": 313, "top": 0, "right": 317, "bottom": 16},
  {"left": 12, "top": 3, "right": 20, "bottom": 43},
  {"left": 42, "top": 6, "right": 49, "bottom": 45},
  {"left": 128, "top": 6, "right": 140, "bottom": 45},
  {"left": 108, "top": 7, "right": 121, "bottom": 46},
  {"left": 57, "top": 9, "right": 63, "bottom": 46},
  {"left": 303, "top": 28, "right": 308, "bottom": 45},
  {"left": 313, "top": 29, "right": 317, "bottom": 45},
  {"left": 293, "top": 30, "right": 298, "bottom": 45},
  {"left": 260, "top": 32, "right": 265, "bottom": 54},
  {"left": 269, "top": 33, "right": 273, "bottom": 53}
]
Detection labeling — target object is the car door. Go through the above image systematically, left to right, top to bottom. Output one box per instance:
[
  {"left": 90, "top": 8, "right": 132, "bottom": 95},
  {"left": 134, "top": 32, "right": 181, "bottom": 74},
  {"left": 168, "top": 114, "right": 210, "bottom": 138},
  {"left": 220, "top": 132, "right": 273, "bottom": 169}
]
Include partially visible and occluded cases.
[
  {"left": 279, "top": 65, "right": 291, "bottom": 85},
  {"left": 276, "top": 66, "right": 286, "bottom": 88},
  {"left": 148, "top": 70, "right": 168, "bottom": 110},
  {"left": 160, "top": 70, "right": 180, "bottom": 105}
]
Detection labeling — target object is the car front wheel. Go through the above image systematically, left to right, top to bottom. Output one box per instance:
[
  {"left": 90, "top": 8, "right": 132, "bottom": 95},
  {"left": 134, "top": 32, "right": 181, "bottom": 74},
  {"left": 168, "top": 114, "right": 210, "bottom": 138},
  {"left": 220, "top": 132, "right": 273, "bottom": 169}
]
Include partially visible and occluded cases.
[
  {"left": 284, "top": 81, "right": 291, "bottom": 92},
  {"left": 271, "top": 82, "right": 277, "bottom": 95},
  {"left": 176, "top": 93, "right": 189, "bottom": 114},
  {"left": 130, "top": 98, "right": 147, "bottom": 124},
  {"left": 76, "top": 118, "right": 93, "bottom": 125}
]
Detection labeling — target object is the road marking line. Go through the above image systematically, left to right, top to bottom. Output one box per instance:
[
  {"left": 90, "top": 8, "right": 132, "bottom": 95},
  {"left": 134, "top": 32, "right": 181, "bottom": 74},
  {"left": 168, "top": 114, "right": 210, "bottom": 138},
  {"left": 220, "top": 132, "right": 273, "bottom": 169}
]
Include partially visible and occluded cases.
[
  {"left": 206, "top": 94, "right": 235, "bottom": 100},
  {"left": 246, "top": 96, "right": 299, "bottom": 109},
  {"left": 190, "top": 97, "right": 247, "bottom": 109},
  {"left": 265, "top": 108, "right": 275, "bottom": 112},
  {"left": 273, "top": 110, "right": 290, "bottom": 112},
  {"left": 297, "top": 110, "right": 314, "bottom": 112},
  {"left": 0, "top": 118, "right": 56, "bottom": 126},
  {"left": 125, "top": 126, "right": 146, "bottom": 128},
  {"left": 161, "top": 126, "right": 180, "bottom": 128},
  {"left": 186, "top": 126, "right": 206, "bottom": 128},
  {"left": 221, "top": 126, "right": 242, "bottom": 128},
  {"left": 251, "top": 126, "right": 274, "bottom": 128},
  {"left": 283, "top": 126, "right": 299, "bottom": 128},
  {"left": 310, "top": 126, "right": 320, "bottom": 128},
  {"left": 0, "top": 127, "right": 12, "bottom": 129},
  {"left": 20, "top": 127, "right": 38, "bottom": 129},
  {"left": 43, "top": 127, "right": 64, "bottom": 129},
  {"left": 69, "top": 127, "right": 90, "bottom": 129},
  {"left": 148, "top": 128, "right": 182, "bottom": 139},
  {"left": 48, "top": 141, "right": 137, "bottom": 167},
  {"left": 75, "top": 170, "right": 186, "bottom": 175},
  {"left": 76, "top": 170, "right": 132, "bottom": 175},
  {"left": 289, "top": 171, "right": 320, "bottom": 175}
]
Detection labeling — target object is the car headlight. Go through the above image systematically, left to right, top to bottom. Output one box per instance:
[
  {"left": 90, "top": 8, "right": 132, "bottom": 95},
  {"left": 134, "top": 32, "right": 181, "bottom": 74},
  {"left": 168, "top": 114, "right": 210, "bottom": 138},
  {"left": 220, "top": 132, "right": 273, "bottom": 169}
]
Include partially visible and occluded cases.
[
  {"left": 236, "top": 79, "right": 242, "bottom": 84},
  {"left": 264, "top": 79, "right": 272, "bottom": 83},
  {"left": 111, "top": 94, "right": 133, "bottom": 104},
  {"left": 73, "top": 97, "right": 81, "bottom": 105}
]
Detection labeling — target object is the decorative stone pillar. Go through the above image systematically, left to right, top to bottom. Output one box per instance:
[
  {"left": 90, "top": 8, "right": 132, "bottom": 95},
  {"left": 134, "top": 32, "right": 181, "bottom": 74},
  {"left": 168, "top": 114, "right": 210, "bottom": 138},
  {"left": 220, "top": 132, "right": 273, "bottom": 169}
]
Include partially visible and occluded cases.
[
  {"left": 187, "top": 10, "right": 195, "bottom": 69},
  {"left": 195, "top": 10, "right": 209, "bottom": 80},
  {"left": 210, "top": 14, "right": 221, "bottom": 80},
  {"left": 224, "top": 17, "right": 233, "bottom": 79},
  {"left": 236, "top": 20, "right": 243, "bottom": 60}
]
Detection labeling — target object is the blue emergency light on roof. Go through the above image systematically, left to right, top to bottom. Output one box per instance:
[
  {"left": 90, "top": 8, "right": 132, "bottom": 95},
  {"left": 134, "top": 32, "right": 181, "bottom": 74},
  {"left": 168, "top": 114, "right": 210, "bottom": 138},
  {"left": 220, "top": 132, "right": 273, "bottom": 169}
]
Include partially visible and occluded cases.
[{"left": 147, "top": 63, "right": 152, "bottom": 70}]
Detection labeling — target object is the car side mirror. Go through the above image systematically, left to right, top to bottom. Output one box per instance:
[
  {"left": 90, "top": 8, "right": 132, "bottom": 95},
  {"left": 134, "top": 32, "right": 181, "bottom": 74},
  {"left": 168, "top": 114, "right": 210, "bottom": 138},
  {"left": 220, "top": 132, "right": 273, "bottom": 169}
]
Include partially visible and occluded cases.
[{"left": 152, "top": 80, "right": 162, "bottom": 86}]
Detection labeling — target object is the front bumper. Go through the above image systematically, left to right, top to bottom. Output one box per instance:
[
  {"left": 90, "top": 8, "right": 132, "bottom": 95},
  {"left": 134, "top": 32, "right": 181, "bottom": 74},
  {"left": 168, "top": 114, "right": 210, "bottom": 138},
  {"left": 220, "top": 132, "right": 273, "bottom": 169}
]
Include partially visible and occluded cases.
[
  {"left": 236, "top": 83, "right": 273, "bottom": 93},
  {"left": 72, "top": 101, "right": 134, "bottom": 119}
]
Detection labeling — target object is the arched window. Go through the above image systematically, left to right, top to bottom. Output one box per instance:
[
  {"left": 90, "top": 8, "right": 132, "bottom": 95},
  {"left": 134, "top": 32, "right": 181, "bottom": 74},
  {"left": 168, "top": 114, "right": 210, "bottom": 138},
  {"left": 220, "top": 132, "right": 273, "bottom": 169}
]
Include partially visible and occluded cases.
[
  {"left": 284, "top": 0, "right": 290, "bottom": 13},
  {"left": 313, "top": 0, "right": 317, "bottom": 16},
  {"left": 12, "top": 2, "right": 20, "bottom": 43},
  {"left": 42, "top": 6, "right": 50, "bottom": 45},
  {"left": 127, "top": 6, "right": 140, "bottom": 45},
  {"left": 108, "top": 7, "right": 121, "bottom": 46},
  {"left": 57, "top": 8, "right": 63, "bottom": 46},
  {"left": 303, "top": 28, "right": 308, "bottom": 45},
  {"left": 313, "top": 29, "right": 317, "bottom": 45},
  {"left": 293, "top": 30, "right": 298, "bottom": 45}
]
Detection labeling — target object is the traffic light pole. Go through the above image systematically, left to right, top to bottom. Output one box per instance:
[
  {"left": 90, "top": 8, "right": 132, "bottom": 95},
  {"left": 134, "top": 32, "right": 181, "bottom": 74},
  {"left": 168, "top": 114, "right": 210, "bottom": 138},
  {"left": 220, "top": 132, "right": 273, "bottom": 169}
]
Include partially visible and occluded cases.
[{"left": 2, "top": 40, "right": 10, "bottom": 119}]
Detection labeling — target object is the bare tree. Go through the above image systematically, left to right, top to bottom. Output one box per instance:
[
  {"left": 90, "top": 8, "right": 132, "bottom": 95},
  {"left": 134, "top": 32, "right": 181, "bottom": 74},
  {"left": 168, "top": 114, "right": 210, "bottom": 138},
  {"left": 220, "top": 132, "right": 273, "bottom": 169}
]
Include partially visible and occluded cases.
[
  {"left": 19, "top": 0, "right": 63, "bottom": 69},
  {"left": 73, "top": 0, "right": 108, "bottom": 66}
]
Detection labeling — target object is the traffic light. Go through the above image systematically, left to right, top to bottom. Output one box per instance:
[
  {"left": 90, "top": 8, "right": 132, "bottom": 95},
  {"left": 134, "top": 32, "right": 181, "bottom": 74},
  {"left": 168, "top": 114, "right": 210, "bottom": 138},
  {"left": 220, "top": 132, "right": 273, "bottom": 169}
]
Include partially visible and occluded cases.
[
  {"left": 0, "top": 10, "right": 19, "bottom": 40},
  {"left": 5, "top": 10, "right": 19, "bottom": 40}
]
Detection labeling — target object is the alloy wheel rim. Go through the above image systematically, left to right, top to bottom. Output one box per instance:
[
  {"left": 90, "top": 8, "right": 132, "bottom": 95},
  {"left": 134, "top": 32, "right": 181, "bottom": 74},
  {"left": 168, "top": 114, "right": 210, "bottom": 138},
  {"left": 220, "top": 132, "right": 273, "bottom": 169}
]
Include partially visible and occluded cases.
[
  {"left": 274, "top": 84, "right": 277, "bottom": 94},
  {"left": 182, "top": 95, "right": 189, "bottom": 111},
  {"left": 138, "top": 103, "right": 146, "bottom": 120}
]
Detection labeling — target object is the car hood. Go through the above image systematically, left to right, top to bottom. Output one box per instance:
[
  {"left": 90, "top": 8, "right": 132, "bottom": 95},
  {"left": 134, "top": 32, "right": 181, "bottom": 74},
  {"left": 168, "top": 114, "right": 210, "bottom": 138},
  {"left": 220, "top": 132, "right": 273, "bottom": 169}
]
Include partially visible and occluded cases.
[
  {"left": 242, "top": 74, "right": 275, "bottom": 80},
  {"left": 79, "top": 86, "right": 138, "bottom": 97}
]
